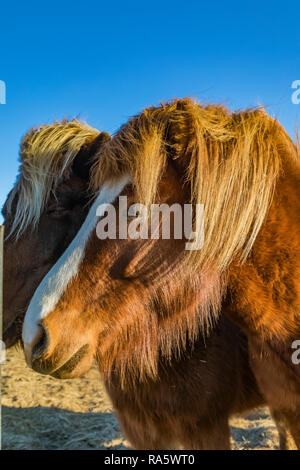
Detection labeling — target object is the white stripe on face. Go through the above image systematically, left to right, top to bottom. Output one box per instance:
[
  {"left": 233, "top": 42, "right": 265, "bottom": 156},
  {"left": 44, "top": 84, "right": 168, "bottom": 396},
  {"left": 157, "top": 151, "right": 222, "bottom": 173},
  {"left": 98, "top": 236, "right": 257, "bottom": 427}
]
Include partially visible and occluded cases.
[{"left": 22, "top": 175, "right": 130, "bottom": 347}]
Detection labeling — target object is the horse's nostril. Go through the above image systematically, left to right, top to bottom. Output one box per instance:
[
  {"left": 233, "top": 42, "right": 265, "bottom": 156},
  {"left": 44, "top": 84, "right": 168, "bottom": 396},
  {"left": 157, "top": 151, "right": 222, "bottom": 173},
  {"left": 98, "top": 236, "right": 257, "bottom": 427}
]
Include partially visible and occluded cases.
[{"left": 31, "top": 324, "right": 49, "bottom": 361}]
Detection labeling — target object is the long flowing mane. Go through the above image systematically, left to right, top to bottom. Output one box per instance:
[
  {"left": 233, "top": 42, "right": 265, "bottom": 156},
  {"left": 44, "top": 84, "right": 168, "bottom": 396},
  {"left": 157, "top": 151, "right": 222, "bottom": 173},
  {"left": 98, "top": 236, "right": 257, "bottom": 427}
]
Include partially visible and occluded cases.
[
  {"left": 92, "top": 98, "right": 297, "bottom": 273},
  {"left": 6, "top": 119, "right": 100, "bottom": 238}
]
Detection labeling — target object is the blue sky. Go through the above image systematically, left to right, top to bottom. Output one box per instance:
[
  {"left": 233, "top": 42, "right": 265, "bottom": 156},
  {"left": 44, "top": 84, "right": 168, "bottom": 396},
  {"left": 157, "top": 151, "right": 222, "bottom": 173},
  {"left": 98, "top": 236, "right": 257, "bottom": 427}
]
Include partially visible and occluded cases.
[{"left": 1, "top": 1, "right": 300, "bottom": 223}]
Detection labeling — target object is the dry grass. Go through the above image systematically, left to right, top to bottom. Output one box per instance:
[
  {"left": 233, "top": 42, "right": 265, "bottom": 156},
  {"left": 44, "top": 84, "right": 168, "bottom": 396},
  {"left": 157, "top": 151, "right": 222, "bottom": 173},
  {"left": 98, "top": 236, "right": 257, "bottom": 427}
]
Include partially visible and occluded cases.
[{"left": 2, "top": 348, "right": 280, "bottom": 450}]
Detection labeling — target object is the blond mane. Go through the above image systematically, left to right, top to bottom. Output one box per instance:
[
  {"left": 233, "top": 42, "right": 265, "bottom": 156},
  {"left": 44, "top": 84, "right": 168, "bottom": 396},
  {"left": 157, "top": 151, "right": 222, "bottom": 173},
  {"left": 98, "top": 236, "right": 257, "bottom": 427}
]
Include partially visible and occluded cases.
[
  {"left": 92, "top": 98, "right": 297, "bottom": 273},
  {"left": 7, "top": 119, "right": 100, "bottom": 238}
]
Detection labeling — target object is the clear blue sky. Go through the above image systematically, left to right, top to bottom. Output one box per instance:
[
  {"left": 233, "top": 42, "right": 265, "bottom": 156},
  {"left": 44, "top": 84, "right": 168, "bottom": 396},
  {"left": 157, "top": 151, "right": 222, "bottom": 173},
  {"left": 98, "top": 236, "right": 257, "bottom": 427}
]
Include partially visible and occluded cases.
[{"left": 1, "top": 1, "right": 300, "bottom": 223}]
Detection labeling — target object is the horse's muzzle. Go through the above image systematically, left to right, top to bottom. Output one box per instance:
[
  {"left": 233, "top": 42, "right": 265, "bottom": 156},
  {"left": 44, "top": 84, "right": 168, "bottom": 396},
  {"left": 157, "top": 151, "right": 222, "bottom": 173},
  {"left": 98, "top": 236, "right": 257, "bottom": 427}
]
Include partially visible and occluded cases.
[
  {"left": 30, "top": 343, "right": 90, "bottom": 378},
  {"left": 50, "top": 344, "right": 90, "bottom": 378}
]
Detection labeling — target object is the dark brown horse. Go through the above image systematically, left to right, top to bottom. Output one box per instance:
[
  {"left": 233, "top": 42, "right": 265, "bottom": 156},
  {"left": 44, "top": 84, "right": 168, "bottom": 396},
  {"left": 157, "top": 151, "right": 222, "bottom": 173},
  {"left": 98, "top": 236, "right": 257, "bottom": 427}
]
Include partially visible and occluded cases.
[
  {"left": 3, "top": 108, "right": 291, "bottom": 449},
  {"left": 3, "top": 120, "right": 110, "bottom": 347}
]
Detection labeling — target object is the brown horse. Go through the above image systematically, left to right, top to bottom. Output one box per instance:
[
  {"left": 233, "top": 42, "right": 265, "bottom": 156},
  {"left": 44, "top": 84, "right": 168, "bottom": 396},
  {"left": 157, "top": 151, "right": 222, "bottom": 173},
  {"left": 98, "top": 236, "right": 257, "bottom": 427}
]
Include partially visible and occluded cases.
[{"left": 3, "top": 107, "right": 290, "bottom": 449}]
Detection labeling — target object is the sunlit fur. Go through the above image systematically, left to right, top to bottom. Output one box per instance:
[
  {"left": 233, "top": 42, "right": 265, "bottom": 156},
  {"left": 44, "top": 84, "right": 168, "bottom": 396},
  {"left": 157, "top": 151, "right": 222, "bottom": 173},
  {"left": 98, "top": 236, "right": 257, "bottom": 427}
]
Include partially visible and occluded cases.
[
  {"left": 92, "top": 98, "right": 297, "bottom": 272},
  {"left": 6, "top": 119, "right": 100, "bottom": 238},
  {"left": 97, "top": 265, "right": 224, "bottom": 387}
]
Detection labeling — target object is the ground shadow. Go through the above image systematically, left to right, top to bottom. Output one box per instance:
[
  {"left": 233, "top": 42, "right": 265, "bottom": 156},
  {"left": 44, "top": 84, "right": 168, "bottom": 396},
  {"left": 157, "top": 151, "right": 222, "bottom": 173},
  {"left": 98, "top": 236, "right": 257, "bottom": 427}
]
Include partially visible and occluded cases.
[
  {"left": 3, "top": 404, "right": 279, "bottom": 450},
  {"left": 2, "top": 405, "right": 128, "bottom": 450},
  {"left": 230, "top": 409, "right": 279, "bottom": 450}
]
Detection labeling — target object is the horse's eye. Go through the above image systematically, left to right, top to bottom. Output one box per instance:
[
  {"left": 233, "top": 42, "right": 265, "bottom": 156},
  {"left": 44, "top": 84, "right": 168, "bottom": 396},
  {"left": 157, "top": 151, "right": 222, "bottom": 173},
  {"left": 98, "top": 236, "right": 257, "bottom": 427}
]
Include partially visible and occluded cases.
[{"left": 45, "top": 207, "right": 69, "bottom": 216}]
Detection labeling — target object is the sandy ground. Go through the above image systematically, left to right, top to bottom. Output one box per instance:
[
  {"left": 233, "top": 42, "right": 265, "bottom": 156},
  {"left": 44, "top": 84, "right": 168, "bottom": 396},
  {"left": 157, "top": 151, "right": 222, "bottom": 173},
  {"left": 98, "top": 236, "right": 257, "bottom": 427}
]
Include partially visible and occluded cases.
[{"left": 2, "top": 348, "right": 280, "bottom": 450}]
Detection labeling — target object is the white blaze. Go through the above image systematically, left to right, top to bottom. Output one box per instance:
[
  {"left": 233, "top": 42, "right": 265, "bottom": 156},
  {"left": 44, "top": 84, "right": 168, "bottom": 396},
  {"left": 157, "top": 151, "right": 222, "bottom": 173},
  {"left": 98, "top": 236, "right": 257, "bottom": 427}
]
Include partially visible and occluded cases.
[{"left": 22, "top": 176, "right": 130, "bottom": 347}]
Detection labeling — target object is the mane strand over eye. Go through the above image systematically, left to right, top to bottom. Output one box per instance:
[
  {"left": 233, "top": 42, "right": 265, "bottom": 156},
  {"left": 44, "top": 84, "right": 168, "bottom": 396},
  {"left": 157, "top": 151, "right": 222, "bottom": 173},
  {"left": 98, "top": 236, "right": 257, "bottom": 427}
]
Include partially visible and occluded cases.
[
  {"left": 91, "top": 97, "right": 297, "bottom": 273},
  {"left": 6, "top": 119, "right": 101, "bottom": 239}
]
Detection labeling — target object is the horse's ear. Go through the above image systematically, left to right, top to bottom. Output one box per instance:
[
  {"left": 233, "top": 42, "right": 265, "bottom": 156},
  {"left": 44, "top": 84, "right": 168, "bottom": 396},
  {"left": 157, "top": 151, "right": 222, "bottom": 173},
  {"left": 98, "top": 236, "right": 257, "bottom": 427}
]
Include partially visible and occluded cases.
[
  {"left": 162, "top": 99, "right": 199, "bottom": 173},
  {"left": 72, "top": 132, "right": 111, "bottom": 180}
]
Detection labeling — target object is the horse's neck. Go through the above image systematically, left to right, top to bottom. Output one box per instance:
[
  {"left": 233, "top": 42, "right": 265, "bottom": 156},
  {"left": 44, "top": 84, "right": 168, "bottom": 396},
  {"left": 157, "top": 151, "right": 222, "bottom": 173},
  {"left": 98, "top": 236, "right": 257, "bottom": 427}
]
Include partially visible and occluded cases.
[
  {"left": 227, "top": 163, "right": 300, "bottom": 342},
  {"left": 274, "top": 163, "right": 300, "bottom": 229}
]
